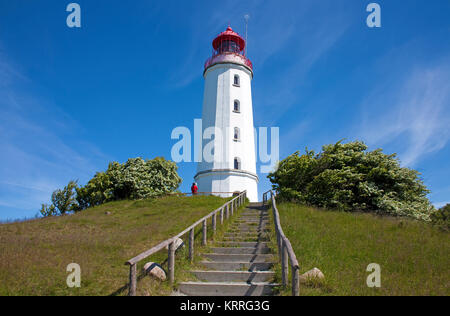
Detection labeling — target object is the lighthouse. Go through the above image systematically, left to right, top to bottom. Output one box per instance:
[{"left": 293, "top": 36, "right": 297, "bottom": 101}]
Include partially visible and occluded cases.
[{"left": 194, "top": 26, "right": 258, "bottom": 202}]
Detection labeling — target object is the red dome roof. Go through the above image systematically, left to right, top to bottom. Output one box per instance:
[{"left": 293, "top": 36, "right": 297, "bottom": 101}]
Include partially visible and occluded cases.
[{"left": 212, "top": 26, "right": 245, "bottom": 51}]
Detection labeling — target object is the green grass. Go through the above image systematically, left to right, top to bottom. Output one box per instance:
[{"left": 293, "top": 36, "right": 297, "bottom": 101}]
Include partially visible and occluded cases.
[
  {"left": 0, "top": 195, "right": 232, "bottom": 296},
  {"left": 275, "top": 203, "right": 450, "bottom": 296}
]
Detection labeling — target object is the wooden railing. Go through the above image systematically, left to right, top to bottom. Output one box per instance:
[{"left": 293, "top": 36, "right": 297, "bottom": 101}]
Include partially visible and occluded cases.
[
  {"left": 263, "top": 190, "right": 300, "bottom": 296},
  {"left": 125, "top": 191, "right": 247, "bottom": 296}
]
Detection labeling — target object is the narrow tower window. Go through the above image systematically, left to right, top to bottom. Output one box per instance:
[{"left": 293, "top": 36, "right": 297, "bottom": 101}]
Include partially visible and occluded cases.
[
  {"left": 233, "top": 74, "right": 240, "bottom": 86},
  {"left": 233, "top": 100, "right": 240, "bottom": 112},
  {"left": 234, "top": 127, "right": 240, "bottom": 141},
  {"left": 234, "top": 157, "right": 241, "bottom": 170}
]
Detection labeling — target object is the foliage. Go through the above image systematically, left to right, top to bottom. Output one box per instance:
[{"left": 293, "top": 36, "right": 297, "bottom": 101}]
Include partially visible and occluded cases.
[
  {"left": 268, "top": 141, "right": 434, "bottom": 220},
  {"left": 40, "top": 157, "right": 182, "bottom": 216},
  {"left": 106, "top": 157, "right": 182, "bottom": 201},
  {"left": 75, "top": 171, "right": 114, "bottom": 210},
  {"left": 51, "top": 180, "right": 78, "bottom": 215},
  {"left": 40, "top": 181, "right": 78, "bottom": 217},
  {"left": 39, "top": 204, "right": 57, "bottom": 217},
  {"left": 431, "top": 204, "right": 450, "bottom": 231}
]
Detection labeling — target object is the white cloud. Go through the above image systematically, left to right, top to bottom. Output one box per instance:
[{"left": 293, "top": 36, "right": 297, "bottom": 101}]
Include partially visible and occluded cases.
[{"left": 360, "top": 61, "right": 450, "bottom": 166}]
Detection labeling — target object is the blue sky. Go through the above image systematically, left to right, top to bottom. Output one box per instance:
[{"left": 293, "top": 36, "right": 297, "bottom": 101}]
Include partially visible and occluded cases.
[{"left": 1, "top": 0, "right": 449, "bottom": 220}]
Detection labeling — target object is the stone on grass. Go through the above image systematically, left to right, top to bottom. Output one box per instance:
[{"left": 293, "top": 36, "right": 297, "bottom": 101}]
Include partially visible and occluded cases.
[
  {"left": 165, "top": 237, "right": 185, "bottom": 251},
  {"left": 143, "top": 262, "right": 166, "bottom": 281},
  {"left": 300, "top": 268, "right": 325, "bottom": 284}
]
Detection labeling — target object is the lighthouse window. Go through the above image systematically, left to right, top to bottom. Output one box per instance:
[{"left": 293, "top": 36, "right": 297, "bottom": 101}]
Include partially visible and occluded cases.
[
  {"left": 217, "top": 40, "right": 240, "bottom": 54},
  {"left": 233, "top": 75, "right": 240, "bottom": 87},
  {"left": 233, "top": 100, "right": 240, "bottom": 113},
  {"left": 234, "top": 127, "right": 240, "bottom": 141},
  {"left": 234, "top": 157, "right": 241, "bottom": 170}
]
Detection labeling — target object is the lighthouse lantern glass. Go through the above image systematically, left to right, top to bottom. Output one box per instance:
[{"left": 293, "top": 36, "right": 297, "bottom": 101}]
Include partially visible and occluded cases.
[{"left": 216, "top": 40, "right": 241, "bottom": 54}]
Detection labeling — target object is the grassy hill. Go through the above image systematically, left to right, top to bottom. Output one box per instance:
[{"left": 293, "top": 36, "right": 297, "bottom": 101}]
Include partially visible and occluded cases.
[
  {"left": 0, "top": 195, "right": 229, "bottom": 296},
  {"left": 276, "top": 203, "right": 449, "bottom": 296}
]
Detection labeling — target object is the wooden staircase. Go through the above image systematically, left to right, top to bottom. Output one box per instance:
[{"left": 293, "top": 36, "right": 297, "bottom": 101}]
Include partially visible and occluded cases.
[{"left": 177, "top": 203, "right": 279, "bottom": 296}]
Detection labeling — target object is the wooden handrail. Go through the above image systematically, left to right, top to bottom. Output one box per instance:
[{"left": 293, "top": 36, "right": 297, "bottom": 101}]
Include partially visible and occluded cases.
[
  {"left": 125, "top": 190, "right": 247, "bottom": 296},
  {"left": 263, "top": 190, "right": 300, "bottom": 296}
]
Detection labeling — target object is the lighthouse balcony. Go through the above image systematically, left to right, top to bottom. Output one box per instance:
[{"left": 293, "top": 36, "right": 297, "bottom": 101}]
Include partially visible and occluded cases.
[{"left": 204, "top": 52, "right": 253, "bottom": 72}]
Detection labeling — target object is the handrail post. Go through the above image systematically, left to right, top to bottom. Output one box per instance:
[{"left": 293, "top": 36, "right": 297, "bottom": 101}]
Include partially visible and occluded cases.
[
  {"left": 226, "top": 204, "right": 229, "bottom": 219},
  {"left": 220, "top": 207, "right": 224, "bottom": 224},
  {"left": 212, "top": 213, "right": 217, "bottom": 237},
  {"left": 202, "top": 219, "right": 207, "bottom": 246},
  {"left": 189, "top": 228, "right": 194, "bottom": 262},
  {"left": 277, "top": 229, "right": 282, "bottom": 261},
  {"left": 168, "top": 241, "right": 175, "bottom": 285},
  {"left": 281, "top": 241, "right": 288, "bottom": 287},
  {"left": 128, "top": 263, "right": 137, "bottom": 296},
  {"left": 292, "top": 266, "right": 300, "bottom": 296}
]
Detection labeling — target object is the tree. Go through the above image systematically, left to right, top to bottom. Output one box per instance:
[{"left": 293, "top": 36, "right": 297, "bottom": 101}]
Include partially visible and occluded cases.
[
  {"left": 268, "top": 141, "right": 434, "bottom": 221},
  {"left": 40, "top": 157, "right": 182, "bottom": 216},
  {"left": 76, "top": 157, "right": 182, "bottom": 210},
  {"left": 107, "top": 157, "right": 182, "bottom": 200},
  {"left": 75, "top": 171, "right": 113, "bottom": 210},
  {"left": 51, "top": 180, "right": 78, "bottom": 215},
  {"left": 39, "top": 204, "right": 57, "bottom": 217}
]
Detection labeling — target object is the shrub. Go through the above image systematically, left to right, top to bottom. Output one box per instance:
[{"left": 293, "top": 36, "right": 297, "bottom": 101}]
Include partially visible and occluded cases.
[
  {"left": 268, "top": 141, "right": 434, "bottom": 220},
  {"left": 40, "top": 157, "right": 182, "bottom": 216},
  {"left": 106, "top": 157, "right": 182, "bottom": 201},
  {"left": 75, "top": 171, "right": 113, "bottom": 210},
  {"left": 39, "top": 180, "right": 78, "bottom": 217},
  {"left": 51, "top": 180, "right": 78, "bottom": 214},
  {"left": 39, "top": 204, "right": 58, "bottom": 217},
  {"left": 431, "top": 204, "right": 450, "bottom": 231}
]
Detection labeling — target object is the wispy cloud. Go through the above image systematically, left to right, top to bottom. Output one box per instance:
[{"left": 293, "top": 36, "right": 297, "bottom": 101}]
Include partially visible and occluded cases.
[
  {"left": 252, "top": 3, "right": 351, "bottom": 126},
  {"left": 0, "top": 46, "right": 109, "bottom": 219},
  {"left": 359, "top": 60, "right": 450, "bottom": 166}
]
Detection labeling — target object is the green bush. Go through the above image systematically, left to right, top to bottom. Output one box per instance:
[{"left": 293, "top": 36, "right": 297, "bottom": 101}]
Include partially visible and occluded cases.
[
  {"left": 268, "top": 141, "right": 434, "bottom": 220},
  {"left": 41, "top": 157, "right": 182, "bottom": 216},
  {"left": 431, "top": 204, "right": 450, "bottom": 231}
]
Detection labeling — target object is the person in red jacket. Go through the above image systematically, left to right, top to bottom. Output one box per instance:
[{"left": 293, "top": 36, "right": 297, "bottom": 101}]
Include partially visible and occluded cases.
[{"left": 191, "top": 182, "right": 198, "bottom": 195}]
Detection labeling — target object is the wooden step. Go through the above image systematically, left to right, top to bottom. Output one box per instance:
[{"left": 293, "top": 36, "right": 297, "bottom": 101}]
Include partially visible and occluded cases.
[
  {"left": 209, "top": 247, "right": 271, "bottom": 254},
  {"left": 203, "top": 253, "right": 273, "bottom": 262},
  {"left": 199, "top": 261, "right": 274, "bottom": 271},
  {"left": 191, "top": 270, "right": 275, "bottom": 283},
  {"left": 178, "top": 281, "right": 278, "bottom": 296}
]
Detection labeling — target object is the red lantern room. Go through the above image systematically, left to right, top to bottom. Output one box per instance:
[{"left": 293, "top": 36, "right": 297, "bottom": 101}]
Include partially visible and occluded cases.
[{"left": 204, "top": 26, "right": 253, "bottom": 73}]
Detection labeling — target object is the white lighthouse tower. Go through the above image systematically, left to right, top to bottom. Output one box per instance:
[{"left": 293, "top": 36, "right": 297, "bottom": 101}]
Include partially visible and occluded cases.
[{"left": 195, "top": 26, "right": 258, "bottom": 202}]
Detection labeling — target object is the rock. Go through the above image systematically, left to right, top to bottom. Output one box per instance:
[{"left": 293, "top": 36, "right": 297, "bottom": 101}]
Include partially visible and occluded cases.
[
  {"left": 105, "top": 211, "right": 111, "bottom": 215},
  {"left": 165, "top": 237, "right": 185, "bottom": 251},
  {"left": 143, "top": 262, "right": 166, "bottom": 281},
  {"left": 299, "top": 268, "right": 325, "bottom": 284}
]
